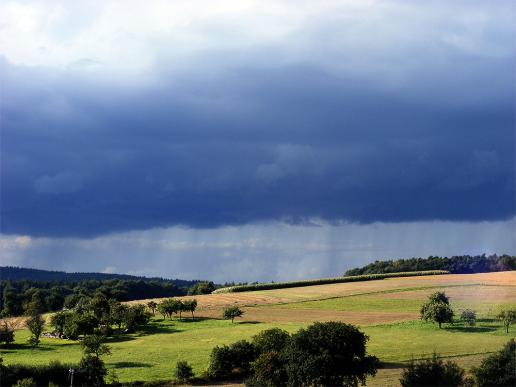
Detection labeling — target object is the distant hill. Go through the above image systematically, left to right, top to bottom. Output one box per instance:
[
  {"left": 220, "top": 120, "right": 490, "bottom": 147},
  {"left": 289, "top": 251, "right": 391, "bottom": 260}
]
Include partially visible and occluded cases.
[
  {"left": 345, "top": 254, "right": 516, "bottom": 276},
  {"left": 0, "top": 266, "right": 198, "bottom": 288}
]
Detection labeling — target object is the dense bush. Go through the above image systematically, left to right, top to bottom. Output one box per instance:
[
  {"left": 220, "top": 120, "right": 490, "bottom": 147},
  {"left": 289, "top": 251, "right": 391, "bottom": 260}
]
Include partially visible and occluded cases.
[
  {"left": 346, "top": 254, "right": 516, "bottom": 276},
  {"left": 213, "top": 271, "right": 448, "bottom": 293},
  {"left": 460, "top": 309, "right": 477, "bottom": 326},
  {"left": 0, "top": 320, "right": 15, "bottom": 345},
  {"left": 212, "top": 322, "right": 378, "bottom": 386},
  {"left": 284, "top": 322, "right": 379, "bottom": 386},
  {"left": 252, "top": 328, "right": 290, "bottom": 353},
  {"left": 473, "top": 339, "right": 516, "bottom": 387},
  {"left": 208, "top": 340, "right": 258, "bottom": 379},
  {"left": 399, "top": 353, "right": 467, "bottom": 387},
  {"left": 0, "top": 361, "right": 78, "bottom": 386},
  {"left": 174, "top": 361, "right": 194, "bottom": 382}
]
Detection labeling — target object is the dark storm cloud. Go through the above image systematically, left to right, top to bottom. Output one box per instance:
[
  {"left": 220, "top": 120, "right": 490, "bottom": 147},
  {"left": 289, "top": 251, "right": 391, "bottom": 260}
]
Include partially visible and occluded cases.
[{"left": 1, "top": 10, "right": 514, "bottom": 238}]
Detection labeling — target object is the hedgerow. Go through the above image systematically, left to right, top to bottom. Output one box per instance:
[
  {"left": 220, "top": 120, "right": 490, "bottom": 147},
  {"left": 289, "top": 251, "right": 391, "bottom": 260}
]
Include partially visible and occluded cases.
[{"left": 212, "top": 270, "right": 449, "bottom": 293}]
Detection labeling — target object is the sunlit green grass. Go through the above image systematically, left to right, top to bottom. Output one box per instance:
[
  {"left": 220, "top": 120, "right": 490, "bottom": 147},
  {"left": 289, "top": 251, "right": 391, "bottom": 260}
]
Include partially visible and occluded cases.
[{"left": 2, "top": 315, "right": 514, "bottom": 383}]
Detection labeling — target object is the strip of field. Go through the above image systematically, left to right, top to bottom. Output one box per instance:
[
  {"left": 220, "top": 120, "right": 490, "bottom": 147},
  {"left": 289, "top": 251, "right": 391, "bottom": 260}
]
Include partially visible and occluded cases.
[{"left": 213, "top": 270, "right": 449, "bottom": 293}]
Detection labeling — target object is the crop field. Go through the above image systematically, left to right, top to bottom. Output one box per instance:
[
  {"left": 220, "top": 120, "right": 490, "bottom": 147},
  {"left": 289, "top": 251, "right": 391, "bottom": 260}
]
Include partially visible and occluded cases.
[{"left": 3, "top": 271, "right": 515, "bottom": 386}]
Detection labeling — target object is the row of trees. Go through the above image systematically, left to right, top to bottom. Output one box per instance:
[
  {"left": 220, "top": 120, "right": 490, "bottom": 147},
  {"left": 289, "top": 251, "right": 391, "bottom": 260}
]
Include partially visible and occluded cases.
[
  {"left": 346, "top": 254, "right": 516, "bottom": 276},
  {"left": 420, "top": 291, "right": 516, "bottom": 333},
  {"left": 154, "top": 299, "right": 198, "bottom": 320}
]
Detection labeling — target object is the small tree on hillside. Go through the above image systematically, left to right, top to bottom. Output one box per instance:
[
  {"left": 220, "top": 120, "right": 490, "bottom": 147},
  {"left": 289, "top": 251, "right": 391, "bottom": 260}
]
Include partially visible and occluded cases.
[
  {"left": 420, "top": 291, "right": 454, "bottom": 328},
  {"left": 183, "top": 299, "right": 198, "bottom": 320},
  {"left": 146, "top": 301, "right": 158, "bottom": 315},
  {"left": 223, "top": 306, "right": 244, "bottom": 323},
  {"left": 460, "top": 309, "right": 477, "bottom": 326},
  {"left": 497, "top": 309, "right": 516, "bottom": 334},
  {"left": 26, "top": 314, "right": 45, "bottom": 347},
  {"left": 0, "top": 320, "right": 15, "bottom": 345},
  {"left": 80, "top": 334, "right": 111, "bottom": 387},
  {"left": 400, "top": 353, "right": 466, "bottom": 387},
  {"left": 175, "top": 360, "right": 194, "bottom": 383}
]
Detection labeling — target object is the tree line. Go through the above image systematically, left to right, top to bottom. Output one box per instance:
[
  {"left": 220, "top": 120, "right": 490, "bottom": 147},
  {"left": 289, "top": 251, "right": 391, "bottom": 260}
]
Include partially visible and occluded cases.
[
  {"left": 345, "top": 254, "right": 516, "bottom": 276},
  {"left": 0, "top": 279, "right": 193, "bottom": 317}
]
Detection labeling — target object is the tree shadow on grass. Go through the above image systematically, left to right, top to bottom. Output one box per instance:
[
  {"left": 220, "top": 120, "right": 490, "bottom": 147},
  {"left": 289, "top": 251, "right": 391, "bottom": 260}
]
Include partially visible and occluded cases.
[
  {"left": 176, "top": 317, "right": 219, "bottom": 323},
  {"left": 238, "top": 321, "right": 261, "bottom": 325},
  {"left": 445, "top": 325, "right": 497, "bottom": 333},
  {"left": 1, "top": 343, "right": 55, "bottom": 351},
  {"left": 109, "top": 361, "right": 152, "bottom": 369},
  {"left": 379, "top": 361, "right": 407, "bottom": 369}
]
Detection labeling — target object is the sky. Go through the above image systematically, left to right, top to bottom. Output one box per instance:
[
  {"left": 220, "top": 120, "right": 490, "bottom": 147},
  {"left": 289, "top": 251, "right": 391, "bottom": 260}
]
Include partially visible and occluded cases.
[{"left": 0, "top": 0, "right": 515, "bottom": 282}]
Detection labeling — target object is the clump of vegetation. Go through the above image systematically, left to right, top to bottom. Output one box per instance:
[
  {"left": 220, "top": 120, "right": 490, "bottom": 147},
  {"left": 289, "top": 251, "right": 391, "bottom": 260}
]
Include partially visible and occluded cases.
[
  {"left": 188, "top": 281, "right": 216, "bottom": 295},
  {"left": 420, "top": 291, "right": 454, "bottom": 328},
  {"left": 146, "top": 300, "right": 158, "bottom": 315},
  {"left": 223, "top": 306, "right": 244, "bottom": 323},
  {"left": 460, "top": 309, "right": 477, "bottom": 326},
  {"left": 496, "top": 309, "right": 516, "bottom": 334},
  {"left": 26, "top": 314, "right": 45, "bottom": 347},
  {"left": 0, "top": 320, "right": 15, "bottom": 345},
  {"left": 209, "top": 321, "right": 378, "bottom": 386},
  {"left": 80, "top": 334, "right": 111, "bottom": 386},
  {"left": 472, "top": 339, "right": 515, "bottom": 386},
  {"left": 399, "top": 353, "right": 467, "bottom": 387},
  {"left": 174, "top": 360, "right": 194, "bottom": 383},
  {"left": 14, "top": 378, "right": 36, "bottom": 387}
]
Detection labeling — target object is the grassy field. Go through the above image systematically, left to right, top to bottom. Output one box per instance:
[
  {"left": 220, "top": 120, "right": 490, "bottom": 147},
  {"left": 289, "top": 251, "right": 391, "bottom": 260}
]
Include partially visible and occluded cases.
[{"left": 2, "top": 271, "right": 515, "bottom": 386}]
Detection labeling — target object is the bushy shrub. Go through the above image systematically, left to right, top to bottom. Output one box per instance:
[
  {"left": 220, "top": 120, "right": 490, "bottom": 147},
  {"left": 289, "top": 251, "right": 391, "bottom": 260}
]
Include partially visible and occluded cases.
[
  {"left": 460, "top": 309, "right": 477, "bottom": 326},
  {"left": 0, "top": 320, "right": 15, "bottom": 345},
  {"left": 284, "top": 321, "right": 379, "bottom": 387},
  {"left": 252, "top": 328, "right": 290, "bottom": 353},
  {"left": 473, "top": 339, "right": 515, "bottom": 387},
  {"left": 208, "top": 340, "right": 258, "bottom": 379},
  {"left": 247, "top": 351, "right": 288, "bottom": 387},
  {"left": 400, "top": 353, "right": 466, "bottom": 387},
  {"left": 79, "top": 355, "right": 107, "bottom": 386},
  {"left": 175, "top": 360, "right": 194, "bottom": 382},
  {"left": 0, "top": 361, "right": 77, "bottom": 386},
  {"left": 14, "top": 378, "right": 35, "bottom": 387}
]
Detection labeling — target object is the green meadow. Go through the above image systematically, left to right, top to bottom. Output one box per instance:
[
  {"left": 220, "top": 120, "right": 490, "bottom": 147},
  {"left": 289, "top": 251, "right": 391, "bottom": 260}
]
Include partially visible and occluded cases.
[{"left": 2, "top": 274, "right": 515, "bottom": 385}]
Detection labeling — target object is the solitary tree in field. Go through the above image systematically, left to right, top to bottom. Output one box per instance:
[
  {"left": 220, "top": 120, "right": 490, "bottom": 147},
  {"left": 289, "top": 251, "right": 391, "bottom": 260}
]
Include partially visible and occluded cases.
[
  {"left": 420, "top": 291, "right": 454, "bottom": 328},
  {"left": 146, "top": 301, "right": 158, "bottom": 315},
  {"left": 223, "top": 306, "right": 244, "bottom": 323},
  {"left": 460, "top": 309, "right": 477, "bottom": 326},
  {"left": 497, "top": 309, "right": 516, "bottom": 334},
  {"left": 26, "top": 314, "right": 45, "bottom": 347},
  {"left": 0, "top": 320, "right": 15, "bottom": 345},
  {"left": 80, "top": 334, "right": 111, "bottom": 387}
]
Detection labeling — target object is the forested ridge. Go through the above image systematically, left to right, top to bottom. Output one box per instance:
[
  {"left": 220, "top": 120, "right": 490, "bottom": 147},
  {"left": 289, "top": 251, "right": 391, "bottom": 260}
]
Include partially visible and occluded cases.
[
  {"left": 345, "top": 254, "right": 516, "bottom": 276},
  {"left": 0, "top": 266, "right": 196, "bottom": 287},
  {"left": 0, "top": 267, "right": 204, "bottom": 317}
]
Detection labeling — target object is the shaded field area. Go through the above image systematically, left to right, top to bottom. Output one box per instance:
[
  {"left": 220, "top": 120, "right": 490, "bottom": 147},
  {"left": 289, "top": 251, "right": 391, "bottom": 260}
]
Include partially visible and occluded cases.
[{"left": 3, "top": 271, "right": 515, "bottom": 385}]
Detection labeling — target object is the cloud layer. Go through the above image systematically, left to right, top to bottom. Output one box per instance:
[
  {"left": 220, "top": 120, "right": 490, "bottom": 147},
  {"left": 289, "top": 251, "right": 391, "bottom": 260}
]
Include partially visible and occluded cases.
[{"left": 1, "top": 0, "right": 514, "bottom": 238}]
